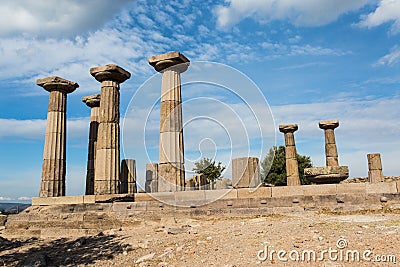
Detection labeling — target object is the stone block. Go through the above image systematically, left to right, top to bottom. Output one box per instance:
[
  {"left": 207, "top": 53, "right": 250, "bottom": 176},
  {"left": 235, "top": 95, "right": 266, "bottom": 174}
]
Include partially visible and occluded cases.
[
  {"left": 90, "top": 64, "right": 131, "bottom": 83},
  {"left": 96, "top": 123, "right": 119, "bottom": 149},
  {"left": 232, "top": 157, "right": 260, "bottom": 188},
  {"left": 305, "top": 166, "right": 349, "bottom": 184},
  {"left": 368, "top": 169, "right": 384, "bottom": 183},
  {"left": 397, "top": 181, "right": 400, "bottom": 193},
  {"left": 366, "top": 182, "right": 397, "bottom": 194},
  {"left": 336, "top": 183, "right": 366, "bottom": 194},
  {"left": 302, "top": 184, "right": 337, "bottom": 196},
  {"left": 271, "top": 186, "right": 303, "bottom": 198},
  {"left": 237, "top": 187, "right": 272, "bottom": 198},
  {"left": 205, "top": 189, "right": 238, "bottom": 200},
  {"left": 175, "top": 190, "right": 206, "bottom": 202},
  {"left": 149, "top": 192, "right": 175, "bottom": 202},
  {"left": 134, "top": 193, "right": 154, "bottom": 202},
  {"left": 94, "top": 194, "right": 132, "bottom": 203},
  {"left": 83, "top": 195, "right": 96, "bottom": 204},
  {"left": 32, "top": 196, "right": 84, "bottom": 206}
]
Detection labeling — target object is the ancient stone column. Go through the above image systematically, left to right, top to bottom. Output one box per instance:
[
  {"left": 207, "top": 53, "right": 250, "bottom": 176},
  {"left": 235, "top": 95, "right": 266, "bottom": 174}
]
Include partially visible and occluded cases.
[
  {"left": 149, "top": 52, "right": 190, "bottom": 192},
  {"left": 90, "top": 64, "right": 131, "bottom": 195},
  {"left": 37, "top": 76, "right": 78, "bottom": 197},
  {"left": 82, "top": 94, "right": 100, "bottom": 195},
  {"left": 319, "top": 120, "right": 340, "bottom": 167},
  {"left": 279, "top": 124, "right": 301, "bottom": 186},
  {"left": 367, "top": 153, "right": 384, "bottom": 183},
  {"left": 232, "top": 157, "right": 260, "bottom": 188},
  {"left": 120, "top": 159, "right": 137, "bottom": 194},
  {"left": 145, "top": 163, "right": 159, "bottom": 193}
]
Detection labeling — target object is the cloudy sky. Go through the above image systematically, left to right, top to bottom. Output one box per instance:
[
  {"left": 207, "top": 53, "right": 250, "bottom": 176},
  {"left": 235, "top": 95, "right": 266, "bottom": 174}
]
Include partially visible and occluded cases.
[{"left": 1, "top": 0, "right": 400, "bottom": 201}]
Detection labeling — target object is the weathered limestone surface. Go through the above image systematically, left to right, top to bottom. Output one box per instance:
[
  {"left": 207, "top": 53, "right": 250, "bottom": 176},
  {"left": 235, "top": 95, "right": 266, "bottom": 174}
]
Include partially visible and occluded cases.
[
  {"left": 149, "top": 52, "right": 189, "bottom": 192},
  {"left": 90, "top": 64, "right": 131, "bottom": 195},
  {"left": 37, "top": 76, "right": 78, "bottom": 197},
  {"left": 82, "top": 94, "right": 101, "bottom": 195},
  {"left": 319, "top": 120, "right": 339, "bottom": 167},
  {"left": 279, "top": 124, "right": 301, "bottom": 186},
  {"left": 367, "top": 153, "right": 384, "bottom": 183},
  {"left": 232, "top": 157, "right": 260, "bottom": 188},
  {"left": 120, "top": 159, "right": 137, "bottom": 194},
  {"left": 145, "top": 163, "right": 159, "bottom": 193},
  {"left": 304, "top": 166, "right": 349, "bottom": 184},
  {"left": 185, "top": 174, "right": 207, "bottom": 190},
  {"left": 215, "top": 178, "right": 232, "bottom": 189}
]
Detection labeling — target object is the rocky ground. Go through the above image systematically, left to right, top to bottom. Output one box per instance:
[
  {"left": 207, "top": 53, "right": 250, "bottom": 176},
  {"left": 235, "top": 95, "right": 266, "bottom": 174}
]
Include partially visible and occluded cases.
[{"left": 1, "top": 209, "right": 400, "bottom": 266}]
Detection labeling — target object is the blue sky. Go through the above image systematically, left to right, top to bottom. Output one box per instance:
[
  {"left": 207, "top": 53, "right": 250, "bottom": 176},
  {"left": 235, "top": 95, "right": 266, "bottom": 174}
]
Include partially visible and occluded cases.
[{"left": 1, "top": 0, "right": 400, "bottom": 201}]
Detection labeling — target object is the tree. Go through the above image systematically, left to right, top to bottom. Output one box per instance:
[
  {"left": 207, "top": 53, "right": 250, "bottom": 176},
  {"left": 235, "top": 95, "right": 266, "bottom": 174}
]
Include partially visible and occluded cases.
[
  {"left": 261, "top": 146, "right": 312, "bottom": 186},
  {"left": 192, "top": 157, "right": 226, "bottom": 182}
]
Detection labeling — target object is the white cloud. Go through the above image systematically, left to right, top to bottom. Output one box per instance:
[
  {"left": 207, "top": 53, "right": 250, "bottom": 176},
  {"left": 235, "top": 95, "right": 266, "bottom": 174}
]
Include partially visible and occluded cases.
[
  {"left": 0, "top": 0, "right": 131, "bottom": 38},
  {"left": 215, "top": 0, "right": 369, "bottom": 28},
  {"left": 358, "top": 0, "right": 400, "bottom": 34},
  {"left": 375, "top": 45, "right": 400, "bottom": 66},
  {"left": 0, "top": 117, "right": 88, "bottom": 140},
  {"left": 17, "top": 196, "right": 31, "bottom": 201},
  {"left": 0, "top": 197, "right": 13, "bottom": 201}
]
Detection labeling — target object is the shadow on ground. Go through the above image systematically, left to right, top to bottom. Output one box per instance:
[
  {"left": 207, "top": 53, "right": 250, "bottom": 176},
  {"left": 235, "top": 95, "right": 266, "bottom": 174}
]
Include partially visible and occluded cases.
[{"left": 0, "top": 233, "right": 126, "bottom": 266}]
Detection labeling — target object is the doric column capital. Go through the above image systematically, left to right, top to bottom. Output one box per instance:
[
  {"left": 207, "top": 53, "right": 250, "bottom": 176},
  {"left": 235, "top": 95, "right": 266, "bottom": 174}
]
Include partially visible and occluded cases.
[
  {"left": 149, "top": 51, "right": 190, "bottom": 73},
  {"left": 90, "top": 64, "right": 131, "bottom": 83},
  {"left": 36, "top": 76, "right": 78, "bottom": 94},
  {"left": 82, "top": 94, "right": 101, "bottom": 108},
  {"left": 319, "top": 120, "right": 339, "bottom": 130},
  {"left": 279, "top": 124, "right": 298, "bottom": 134}
]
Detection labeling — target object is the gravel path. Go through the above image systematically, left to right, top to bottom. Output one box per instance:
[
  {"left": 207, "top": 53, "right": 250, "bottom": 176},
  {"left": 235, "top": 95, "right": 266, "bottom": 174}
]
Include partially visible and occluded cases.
[{"left": 1, "top": 211, "right": 400, "bottom": 266}]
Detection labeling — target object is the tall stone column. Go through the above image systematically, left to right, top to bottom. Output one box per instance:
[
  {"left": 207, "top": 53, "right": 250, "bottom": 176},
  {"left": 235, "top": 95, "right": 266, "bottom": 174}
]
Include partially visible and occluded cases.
[
  {"left": 149, "top": 52, "right": 190, "bottom": 192},
  {"left": 90, "top": 64, "right": 131, "bottom": 195},
  {"left": 37, "top": 76, "right": 78, "bottom": 197},
  {"left": 82, "top": 94, "right": 101, "bottom": 195},
  {"left": 319, "top": 120, "right": 339, "bottom": 167},
  {"left": 279, "top": 124, "right": 301, "bottom": 186},
  {"left": 367, "top": 153, "right": 384, "bottom": 183},
  {"left": 232, "top": 157, "right": 260, "bottom": 188},
  {"left": 120, "top": 159, "right": 137, "bottom": 194}
]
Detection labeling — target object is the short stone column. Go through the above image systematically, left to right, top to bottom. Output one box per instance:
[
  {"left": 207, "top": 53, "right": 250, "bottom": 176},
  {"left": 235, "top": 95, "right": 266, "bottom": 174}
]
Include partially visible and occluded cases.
[
  {"left": 149, "top": 52, "right": 190, "bottom": 192},
  {"left": 90, "top": 64, "right": 131, "bottom": 195},
  {"left": 37, "top": 76, "right": 78, "bottom": 197},
  {"left": 82, "top": 94, "right": 100, "bottom": 195},
  {"left": 319, "top": 120, "right": 339, "bottom": 167},
  {"left": 279, "top": 124, "right": 301, "bottom": 186},
  {"left": 367, "top": 153, "right": 384, "bottom": 183},
  {"left": 232, "top": 157, "right": 260, "bottom": 188},
  {"left": 120, "top": 159, "right": 137, "bottom": 194},
  {"left": 145, "top": 163, "right": 159, "bottom": 193}
]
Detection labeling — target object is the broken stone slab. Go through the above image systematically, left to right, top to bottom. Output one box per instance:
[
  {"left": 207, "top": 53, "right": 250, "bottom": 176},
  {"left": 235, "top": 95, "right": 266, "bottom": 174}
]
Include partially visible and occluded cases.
[
  {"left": 149, "top": 51, "right": 190, "bottom": 72},
  {"left": 90, "top": 64, "right": 131, "bottom": 83},
  {"left": 36, "top": 76, "right": 79, "bottom": 93},
  {"left": 304, "top": 166, "right": 349, "bottom": 184}
]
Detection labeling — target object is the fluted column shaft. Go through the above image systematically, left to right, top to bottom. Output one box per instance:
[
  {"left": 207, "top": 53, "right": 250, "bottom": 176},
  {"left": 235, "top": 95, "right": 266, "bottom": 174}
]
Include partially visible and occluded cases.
[
  {"left": 149, "top": 52, "right": 189, "bottom": 192},
  {"left": 90, "top": 64, "right": 131, "bottom": 195},
  {"left": 37, "top": 76, "right": 78, "bottom": 197},
  {"left": 82, "top": 94, "right": 100, "bottom": 195},
  {"left": 319, "top": 120, "right": 339, "bottom": 167},
  {"left": 279, "top": 124, "right": 301, "bottom": 186},
  {"left": 367, "top": 153, "right": 384, "bottom": 183},
  {"left": 232, "top": 157, "right": 260, "bottom": 188},
  {"left": 120, "top": 159, "right": 137, "bottom": 194},
  {"left": 145, "top": 163, "right": 159, "bottom": 193}
]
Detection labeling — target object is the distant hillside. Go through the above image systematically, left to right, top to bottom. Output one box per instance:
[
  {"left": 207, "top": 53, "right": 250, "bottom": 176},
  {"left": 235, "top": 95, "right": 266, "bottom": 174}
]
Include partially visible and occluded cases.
[{"left": 0, "top": 203, "right": 30, "bottom": 213}]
